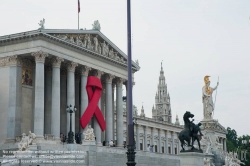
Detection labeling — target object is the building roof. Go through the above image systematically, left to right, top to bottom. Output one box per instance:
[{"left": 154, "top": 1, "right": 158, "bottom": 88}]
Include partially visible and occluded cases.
[{"left": 0, "top": 29, "right": 140, "bottom": 71}]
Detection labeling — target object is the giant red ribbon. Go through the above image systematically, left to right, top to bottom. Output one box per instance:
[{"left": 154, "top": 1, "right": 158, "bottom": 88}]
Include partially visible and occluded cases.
[{"left": 80, "top": 76, "right": 106, "bottom": 131}]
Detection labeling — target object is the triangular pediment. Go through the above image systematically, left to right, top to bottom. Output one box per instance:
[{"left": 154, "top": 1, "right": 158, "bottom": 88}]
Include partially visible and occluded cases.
[
  {"left": 0, "top": 29, "right": 140, "bottom": 71},
  {"left": 42, "top": 29, "right": 140, "bottom": 71}
]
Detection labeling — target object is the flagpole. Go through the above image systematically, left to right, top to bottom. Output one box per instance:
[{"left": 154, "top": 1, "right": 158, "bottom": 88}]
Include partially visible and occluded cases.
[{"left": 78, "top": 0, "right": 80, "bottom": 30}]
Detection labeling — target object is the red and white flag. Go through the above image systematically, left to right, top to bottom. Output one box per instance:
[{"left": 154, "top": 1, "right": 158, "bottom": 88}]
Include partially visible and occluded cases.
[{"left": 78, "top": 0, "right": 80, "bottom": 13}]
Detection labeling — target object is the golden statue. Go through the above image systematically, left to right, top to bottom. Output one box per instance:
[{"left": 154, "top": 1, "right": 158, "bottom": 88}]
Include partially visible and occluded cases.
[{"left": 202, "top": 76, "right": 219, "bottom": 120}]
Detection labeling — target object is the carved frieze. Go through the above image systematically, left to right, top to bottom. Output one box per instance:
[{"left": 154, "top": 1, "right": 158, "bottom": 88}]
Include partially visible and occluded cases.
[
  {"left": 54, "top": 33, "right": 127, "bottom": 64},
  {"left": 6, "top": 55, "right": 22, "bottom": 66},
  {"left": 147, "top": 134, "right": 151, "bottom": 138},
  {"left": 154, "top": 135, "right": 159, "bottom": 140},
  {"left": 161, "top": 137, "right": 166, "bottom": 141},
  {"left": 168, "top": 138, "right": 172, "bottom": 142}
]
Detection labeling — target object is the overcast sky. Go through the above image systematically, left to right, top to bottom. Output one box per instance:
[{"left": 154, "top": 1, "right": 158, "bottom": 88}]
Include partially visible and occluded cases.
[{"left": 0, "top": 0, "right": 249, "bottom": 136}]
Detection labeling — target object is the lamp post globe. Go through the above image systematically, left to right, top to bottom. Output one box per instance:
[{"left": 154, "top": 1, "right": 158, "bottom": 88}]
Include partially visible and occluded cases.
[{"left": 66, "top": 104, "right": 77, "bottom": 144}]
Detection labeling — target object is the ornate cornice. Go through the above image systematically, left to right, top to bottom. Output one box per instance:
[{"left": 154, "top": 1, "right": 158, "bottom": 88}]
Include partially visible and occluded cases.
[
  {"left": 31, "top": 50, "right": 49, "bottom": 63},
  {"left": 6, "top": 55, "right": 22, "bottom": 67},
  {"left": 51, "top": 57, "right": 64, "bottom": 68},
  {"left": 66, "top": 62, "right": 78, "bottom": 72},
  {"left": 80, "top": 66, "right": 91, "bottom": 76},
  {"left": 201, "top": 120, "right": 227, "bottom": 134}
]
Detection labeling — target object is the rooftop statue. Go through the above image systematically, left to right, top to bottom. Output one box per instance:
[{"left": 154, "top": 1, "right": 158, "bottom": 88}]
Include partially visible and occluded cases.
[
  {"left": 38, "top": 18, "right": 45, "bottom": 29},
  {"left": 92, "top": 20, "right": 101, "bottom": 31},
  {"left": 202, "top": 76, "right": 219, "bottom": 120},
  {"left": 178, "top": 111, "right": 203, "bottom": 153}
]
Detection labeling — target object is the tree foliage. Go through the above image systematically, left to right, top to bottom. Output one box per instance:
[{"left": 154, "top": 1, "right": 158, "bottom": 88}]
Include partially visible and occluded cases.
[{"left": 226, "top": 127, "right": 250, "bottom": 166}]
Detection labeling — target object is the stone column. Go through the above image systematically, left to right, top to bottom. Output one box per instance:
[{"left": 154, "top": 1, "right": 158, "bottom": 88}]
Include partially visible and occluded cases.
[
  {"left": 31, "top": 51, "right": 48, "bottom": 139},
  {"left": 7, "top": 55, "right": 22, "bottom": 140},
  {"left": 51, "top": 57, "right": 64, "bottom": 140},
  {"left": 66, "top": 62, "right": 78, "bottom": 135},
  {"left": 44, "top": 66, "right": 52, "bottom": 135},
  {"left": 80, "top": 66, "right": 91, "bottom": 139},
  {"left": 60, "top": 69, "right": 67, "bottom": 136},
  {"left": 93, "top": 70, "right": 103, "bottom": 146},
  {"left": 75, "top": 72, "right": 80, "bottom": 133},
  {"left": 105, "top": 74, "right": 114, "bottom": 145},
  {"left": 115, "top": 78, "right": 124, "bottom": 147},
  {"left": 112, "top": 83, "right": 115, "bottom": 140},
  {"left": 136, "top": 124, "right": 140, "bottom": 150},
  {"left": 144, "top": 126, "right": 147, "bottom": 151},
  {"left": 151, "top": 127, "right": 154, "bottom": 152},
  {"left": 158, "top": 129, "right": 162, "bottom": 153},
  {"left": 165, "top": 130, "right": 168, "bottom": 154},
  {"left": 171, "top": 132, "right": 174, "bottom": 154},
  {"left": 223, "top": 138, "right": 227, "bottom": 152}
]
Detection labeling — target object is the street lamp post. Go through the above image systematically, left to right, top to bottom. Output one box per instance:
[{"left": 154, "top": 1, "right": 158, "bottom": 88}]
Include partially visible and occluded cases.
[
  {"left": 126, "top": 0, "right": 136, "bottom": 165},
  {"left": 66, "top": 104, "right": 77, "bottom": 144}
]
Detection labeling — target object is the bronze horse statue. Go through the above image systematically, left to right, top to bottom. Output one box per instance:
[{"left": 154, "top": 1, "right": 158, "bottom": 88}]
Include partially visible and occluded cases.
[{"left": 178, "top": 111, "right": 203, "bottom": 152}]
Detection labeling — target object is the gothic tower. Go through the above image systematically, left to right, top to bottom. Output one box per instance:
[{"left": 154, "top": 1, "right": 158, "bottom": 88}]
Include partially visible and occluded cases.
[{"left": 152, "top": 63, "right": 172, "bottom": 123}]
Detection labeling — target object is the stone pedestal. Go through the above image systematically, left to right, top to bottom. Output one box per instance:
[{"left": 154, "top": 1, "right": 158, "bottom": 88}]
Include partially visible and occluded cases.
[
  {"left": 82, "top": 140, "right": 96, "bottom": 146},
  {"left": 179, "top": 152, "right": 205, "bottom": 166}
]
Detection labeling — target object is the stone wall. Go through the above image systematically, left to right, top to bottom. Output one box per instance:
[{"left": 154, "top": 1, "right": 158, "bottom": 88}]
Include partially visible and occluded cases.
[
  {"left": 0, "top": 67, "right": 10, "bottom": 146},
  {"left": 95, "top": 146, "right": 180, "bottom": 166}
]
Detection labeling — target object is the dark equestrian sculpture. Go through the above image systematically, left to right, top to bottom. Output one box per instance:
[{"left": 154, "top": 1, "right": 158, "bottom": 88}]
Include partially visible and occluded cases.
[{"left": 178, "top": 111, "right": 203, "bottom": 153}]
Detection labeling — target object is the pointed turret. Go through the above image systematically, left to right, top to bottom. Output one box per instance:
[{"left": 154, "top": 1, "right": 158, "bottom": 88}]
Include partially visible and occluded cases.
[
  {"left": 153, "top": 62, "right": 172, "bottom": 123},
  {"left": 140, "top": 105, "right": 145, "bottom": 117},
  {"left": 175, "top": 115, "right": 180, "bottom": 125}
]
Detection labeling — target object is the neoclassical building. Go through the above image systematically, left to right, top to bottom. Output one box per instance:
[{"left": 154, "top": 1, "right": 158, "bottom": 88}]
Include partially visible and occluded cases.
[
  {"left": 0, "top": 25, "right": 227, "bottom": 159},
  {"left": 0, "top": 27, "right": 140, "bottom": 148}
]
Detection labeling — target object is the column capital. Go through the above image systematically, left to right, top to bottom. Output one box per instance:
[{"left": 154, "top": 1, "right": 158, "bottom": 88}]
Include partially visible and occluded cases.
[
  {"left": 31, "top": 50, "right": 49, "bottom": 63},
  {"left": 6, "top": 55, "right": 22, "bottom": 67},
  {"left": 51, "top": 57, "right": 64, "bottom": 68},
  {"left": 67, "top": 62, "right": 78, "bottom": 72},
  {"left": 80, "top": 66, "right": 91, "bottom": 76},
  {"left": 94, "top": 69, "right": 103, "bottom": 79},
  {"left": 104, "top": 74, "right": 115, "bottom": 83},
  {"left": 114, "top": 78, "right": 125, "bottom": 87}
]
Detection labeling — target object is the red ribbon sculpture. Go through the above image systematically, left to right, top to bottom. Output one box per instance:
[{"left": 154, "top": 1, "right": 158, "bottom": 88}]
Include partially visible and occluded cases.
[{"left": 80, "top": 76, "right": 106, "bottom": 131}]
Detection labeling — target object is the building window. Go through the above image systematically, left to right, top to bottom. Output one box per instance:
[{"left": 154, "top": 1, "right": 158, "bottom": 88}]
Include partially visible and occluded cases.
[
  {"left": 140, "top": 139, "right": 143, "bottom": 150},
  {"left": 155, "top": 145, "right": 158, "bottom": 152},
  {"left": 168, "top": 146, "right": 171, "bottom": 154},
  {"left": 162, "top": 147, "right": 164, "bottom": 153}
]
